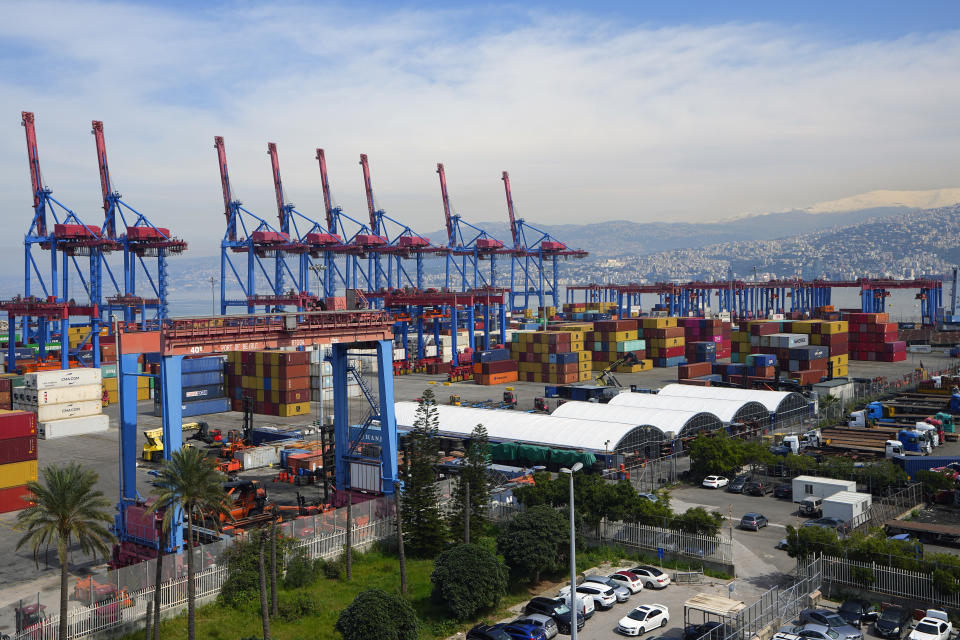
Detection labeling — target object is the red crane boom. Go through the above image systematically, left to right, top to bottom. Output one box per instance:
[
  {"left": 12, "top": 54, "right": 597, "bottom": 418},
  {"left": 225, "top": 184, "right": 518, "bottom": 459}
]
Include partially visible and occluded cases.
[
  {"left": 21, "top": 111, "right": 45, "bottom": 235},
  {"left": 91, "top": 120, "right": 116, "bottom": 238},
  {"left": 214, "top": 136, "right": 236, "bottom": 241},
  {"left": 267, "top": 142, "right": 287, "bottom": 232},
  {"left": 315, "top": 148, "right": 336, "bottom": 233},
  {"left": 359, "top": 153, "right": 377, "bottom": 233},
  {"left": 437, "top": 163, "right": 455, "bottom": 247},
  {"left": 502, "top": 171, "right": 519, "bottom": 249}
]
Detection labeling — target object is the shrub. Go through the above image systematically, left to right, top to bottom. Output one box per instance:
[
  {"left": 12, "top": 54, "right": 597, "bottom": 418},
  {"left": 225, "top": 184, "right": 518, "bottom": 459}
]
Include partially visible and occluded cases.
[
  {"left": 497, "top": 504, "right": 567, "bottom": 583},
  {"left": 219, "top": 538, "right": 261, "bottom": 609},
  {"left": 431, "top": 543, "right": 508, "bottom": 620},
  {"left": 283, "top": 552, "right": 317, "bottom": 589},
  {"left": 319, "top": 556, "right": 345, "bottom": 580},
  {"left": 850, "top": 566, "right": 875, "bottom": 585},
  {"left": 335, "top": 589, "right": 419, "bottom": 640},
  {"left": 277, "top": 591, "right": 319, "bottom": 622}
]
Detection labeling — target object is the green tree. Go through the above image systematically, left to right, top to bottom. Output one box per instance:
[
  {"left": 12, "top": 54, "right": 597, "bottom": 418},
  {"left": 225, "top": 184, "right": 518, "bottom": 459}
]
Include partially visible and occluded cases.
[
  {"left": 401, "top": 389, "right": 446, "bottom": 556},
  {"left": 449, "top": 424, "right": 492, "bottom": 542},
  {"left": 688, "top": 431, "right": 744, "bottom": 479},
  {"left": 741, "top": 441, "right": 775, "bottom": 473},
  {"left": 149, "top": 446, "right": 230, "bottom": 640},
  {"left": 858, "top": 461, "right": 909, "bottom": 496},
  {"left": 16, "top": 463, "right": 115, "bottom": 640},
  {"left": 915, "top": 469, "right": 955, "bottom": 497},
  {"left": 512, "top": 471, "right": 565, "bottom": 508},
  {"left": 497, "top": 504, "right": 567, "bottom": 583},
  {"left": 672, "top": 507, "right": 725, "bottom": 536},
  {"left": 784, "top": 524, "right": 842, "bottom": 559},
  {"left": 431, "top": 543, "right": 508, "bottom": 619},
  {"left": 336, "top": 589, "right": 419, "bottom": 640}
]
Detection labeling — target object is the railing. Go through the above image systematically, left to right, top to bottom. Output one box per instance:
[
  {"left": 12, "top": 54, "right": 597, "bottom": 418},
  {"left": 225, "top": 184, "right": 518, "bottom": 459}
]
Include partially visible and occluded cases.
[
  {"left": 848, "top": 483, "right": 923, "bottom": 533},
  {"left": 594, "top": 520, "right": 733, "bottom": 565},
  {"left": 818, "top": 554, "right": 960, "bottom": 610}
]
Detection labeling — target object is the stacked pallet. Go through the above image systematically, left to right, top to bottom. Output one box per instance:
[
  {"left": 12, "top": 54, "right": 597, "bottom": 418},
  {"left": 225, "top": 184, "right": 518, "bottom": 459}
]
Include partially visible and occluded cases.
[
  {"left": 844, "top": 312, "right": 905, "bottom": 362},
  {"left": 640, "top": 318, "right": 685, "bottom": 367},
  {"left": 679, "top": 318, "right": 732, "bottom": 362},
  {"left": 587, "top": 319, "right": 651, "bottom": 372},
  {"left": 510, "top": 331, "right": 592, "bottom": 384},
  {"left": 473, "top": 348, "right": 519, "bottom": 385},
  {"left": 227, "top": 351, "right": 311, "bottom": 417},
  {"left": 152, "top": 356, "right": 229, "bottom": 417},
  {"left": 15, "top": 369, "right": 108, "bottom": 439},
  {"left": 0, "top": 410, "right": 37, "bottom": 513}
]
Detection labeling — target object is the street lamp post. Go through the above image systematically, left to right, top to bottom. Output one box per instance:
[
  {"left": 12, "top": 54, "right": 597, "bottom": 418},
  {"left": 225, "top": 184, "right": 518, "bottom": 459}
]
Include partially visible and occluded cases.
[
  {"left": 309, "top": 264, "right": 327, "bottom": 300},
  {"left": 208, "top": 277, "right": 216, "bottom": 316},
  {"left": 560, "top": 462, "right": 583, "bottom": 640}
]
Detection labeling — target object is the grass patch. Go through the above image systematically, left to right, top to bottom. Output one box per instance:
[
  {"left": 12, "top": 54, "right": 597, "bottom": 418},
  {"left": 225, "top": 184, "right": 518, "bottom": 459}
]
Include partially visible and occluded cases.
[{"left": 124, "top": 548, "right": 533, "bottom": 640}]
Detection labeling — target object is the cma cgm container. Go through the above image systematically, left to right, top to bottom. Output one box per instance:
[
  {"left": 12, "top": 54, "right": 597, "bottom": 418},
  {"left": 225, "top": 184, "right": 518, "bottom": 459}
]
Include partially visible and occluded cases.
[
  {"left": 25, "top": 368, "right": 102, "bottom": 390},
  {"left": 791, "top": 475, "right": 856, "bottom": 503}
]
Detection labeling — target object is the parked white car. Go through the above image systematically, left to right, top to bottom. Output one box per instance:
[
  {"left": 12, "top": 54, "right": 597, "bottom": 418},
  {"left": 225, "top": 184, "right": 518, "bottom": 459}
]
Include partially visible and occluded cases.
[
  {"left": 702, "top": 475, "right": 729, "bottom": 489},
  {"left": 627, "top": 565, "right": 671, "bottom": 589},
  {"left": 608, "top": 570, "right": 644, "bottom": 594},
  {"left": 559, "top": 582, "right": 616, "bottom": 610},
  {"left": 617, "top": 603, "right": 670, "bottom": 636},
  {"left": 909, "top": 611, "right": 952, "bottom": 640}
]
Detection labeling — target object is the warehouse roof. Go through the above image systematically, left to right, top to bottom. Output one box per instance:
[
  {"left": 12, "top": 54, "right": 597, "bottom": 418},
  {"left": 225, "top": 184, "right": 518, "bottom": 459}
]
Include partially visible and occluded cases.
[
  {"left": 655, "top": 384, "right": 808, "bottom": 421},
  {"left": 607, "top": 391, "right": 767, "bottom": 426},
  {"left": 394, "top": 401, "right": 645, "bottom": 453},
  {"left": 551, "top": 401, "right": 721, "bottom": 437}
]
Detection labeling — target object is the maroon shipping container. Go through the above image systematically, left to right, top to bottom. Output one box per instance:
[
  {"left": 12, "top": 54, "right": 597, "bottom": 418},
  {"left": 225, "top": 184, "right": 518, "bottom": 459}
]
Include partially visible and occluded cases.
[
  {"left": 594, "top": 319, "right": 638, "bottom": 331},
  {"left": 646, "top": 327, "right": 685, "bottom": 339},
  {"left": 478, "top": 360, "right": 518, "bottom": 375},
  {"left": 678, "top": 362, "right": 713, "bottom": 379},
  {"left": 0, "top": 378, "right": 10, "bottom": 392},
  {"left": 0, "top": 411, "right": 37, "bottom": 441},
  {"left": 0, "top": 436, "right": 37, "bottom": 465},
  {"left": 0, "top": 485, "right": 34, "bottom": 514}
]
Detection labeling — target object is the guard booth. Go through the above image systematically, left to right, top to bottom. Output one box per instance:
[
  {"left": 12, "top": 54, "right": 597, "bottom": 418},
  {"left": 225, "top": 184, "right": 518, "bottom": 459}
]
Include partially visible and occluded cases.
[{"left": 683, "top": 593, "right": 746, "bottom": 640}]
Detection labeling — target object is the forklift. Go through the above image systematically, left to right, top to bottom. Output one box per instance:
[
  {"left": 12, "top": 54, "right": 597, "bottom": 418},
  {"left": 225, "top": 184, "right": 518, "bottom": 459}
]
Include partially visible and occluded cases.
[
  {"left": 594, "top": 351, "right": 640, "bottom": 387},
  {"left": 220, "top": 399, "right": 254, "bottom": 459},
  {"left": 189, "top": 421, "right": 222, "bottom": 445},
  {"left": 142, "top": 429, "right": 164, "bottom": 462}
]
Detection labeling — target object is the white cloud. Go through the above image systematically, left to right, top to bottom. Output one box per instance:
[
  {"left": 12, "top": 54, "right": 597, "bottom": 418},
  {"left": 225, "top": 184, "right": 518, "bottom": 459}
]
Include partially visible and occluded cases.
[{"left": 0, "top": 1, "right": 958, "bottom": 277}]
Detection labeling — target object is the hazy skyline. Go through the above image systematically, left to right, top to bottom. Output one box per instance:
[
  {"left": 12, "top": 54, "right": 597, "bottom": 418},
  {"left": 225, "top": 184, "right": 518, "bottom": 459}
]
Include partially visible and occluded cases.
[{"left": 1, "top": 1, "right": 959, "bottom": 267}]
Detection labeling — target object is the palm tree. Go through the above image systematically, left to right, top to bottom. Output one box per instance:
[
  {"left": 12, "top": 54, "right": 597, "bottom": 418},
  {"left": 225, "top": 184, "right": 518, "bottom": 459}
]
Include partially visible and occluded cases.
[
  {"left": 149, "top": 447, "right": 228, "bottom": 640},
  {"left": 16, "top": 463, "right": 115, "bottom": 640}
]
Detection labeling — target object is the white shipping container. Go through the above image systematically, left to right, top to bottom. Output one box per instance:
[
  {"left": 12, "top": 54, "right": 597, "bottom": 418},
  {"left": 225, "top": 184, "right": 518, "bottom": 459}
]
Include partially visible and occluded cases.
[
  {"left": 26, "top": 368, "right": 102, "bottom": 390},
  {"left": 19, "top": 384, "right": 102, "bottom": 405},
  {"left": 28, "top": 400, "right": 102, "bottom": 421},
  {"left": 39, "top": 413, "right": 109, "bottom": 439},
  {"left": 236, "top": 445, "right": 280, "bottom": 470},
  {"left": 349, "top": 461, "right": 381, "bottom": 492},
  {"left": 792, "top": 475, "right": 857, "bottom": 503},
  {"left": 822, "top": 491, "right": 872, "bottom": 522}
]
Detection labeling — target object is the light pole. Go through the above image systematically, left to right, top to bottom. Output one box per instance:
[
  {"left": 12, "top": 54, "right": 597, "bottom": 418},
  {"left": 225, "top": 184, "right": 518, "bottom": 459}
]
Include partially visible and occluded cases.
[
  {"left": 309, "top": 264, "right": 327, "bottom": 300},
  {"left": 208, "top": 277, "right": 216, "bottom": 316},
  {"left": 560, "top": 461, "right": 583, "bottom": 640}
]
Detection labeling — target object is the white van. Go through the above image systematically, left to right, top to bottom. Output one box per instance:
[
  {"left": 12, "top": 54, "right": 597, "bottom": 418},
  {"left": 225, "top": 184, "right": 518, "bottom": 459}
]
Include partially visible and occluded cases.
[{"left": 558, "top": 587, "right": 596, "bottom": 619}]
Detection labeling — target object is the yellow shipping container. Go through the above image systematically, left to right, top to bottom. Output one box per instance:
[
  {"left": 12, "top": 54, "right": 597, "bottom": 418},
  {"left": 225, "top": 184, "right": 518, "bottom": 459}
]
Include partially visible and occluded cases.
[
  {"left": 641, "top": 317, "right": 677, "bottom": 329},
  {"left": 790, "top": 321, "right": 815, "bottom": 334},
  {"left": 821, "top": 321, "right": 848, "bottom": 335},
  {"left": 649, "top": 337, "right": 684, "bottom": 348},
  {"left": 578, "top": 351, "right": 592, "bottom": 361},
  {"left": 829, "top": 354, "right": 849, "bottom": 366},
  {"left": 578, "top": 361, "right": 592, "bottom": 372},
  {"left": 835, "top": 365, "right": 849, "bottom": 377},
  {"left": 578, "top": 371, "right": 592, "bottom": 381},
  {"left": 241, "top": 376, "right": 265, "bottom": 390},
  {"left": 137, "top": 387, "right": 150, "bottom": 401},
  {"left": 277, "top": 402, "right": 310, "bottom": 417},
  {"left": 0, "top": 460, "right": 38, "bottom": 489}
]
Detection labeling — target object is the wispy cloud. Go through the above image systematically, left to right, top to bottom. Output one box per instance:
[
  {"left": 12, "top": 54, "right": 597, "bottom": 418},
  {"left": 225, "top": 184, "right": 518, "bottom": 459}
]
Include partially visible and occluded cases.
[{"left": 0, "top": 1, "right": 958, "bottom": 271}]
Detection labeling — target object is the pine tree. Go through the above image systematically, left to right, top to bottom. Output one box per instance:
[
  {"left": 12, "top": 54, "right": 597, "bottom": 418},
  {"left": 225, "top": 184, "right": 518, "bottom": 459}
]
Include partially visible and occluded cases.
[
  {"left": 401, "top": 389, "right": 446, "bottom": 556},
  {"left": 449, "top": 423, "right": 491, "bottom": 541}
]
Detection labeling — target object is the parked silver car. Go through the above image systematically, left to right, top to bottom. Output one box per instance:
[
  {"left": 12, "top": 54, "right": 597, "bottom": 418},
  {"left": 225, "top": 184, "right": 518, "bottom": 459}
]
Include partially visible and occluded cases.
[
  {"left": 583, "top": 575, "right": 631, "bottom": 602},
  {"left": 798, "top": 609, "right": 865, "bottom": 640},
  {"left": 513, "top": 613, "right": 558, "bottom": 640}
]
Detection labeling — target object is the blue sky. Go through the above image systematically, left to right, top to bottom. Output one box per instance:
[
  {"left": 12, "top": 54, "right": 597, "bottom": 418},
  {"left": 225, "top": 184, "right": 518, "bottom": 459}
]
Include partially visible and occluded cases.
[{"left": 0, "top": 0, "right": 959, "bottom": 275}]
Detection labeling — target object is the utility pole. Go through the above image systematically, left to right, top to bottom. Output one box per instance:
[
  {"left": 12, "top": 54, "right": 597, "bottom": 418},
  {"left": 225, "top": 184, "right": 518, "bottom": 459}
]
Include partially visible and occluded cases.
[{"left": 209, "top": 277, "right": 216, "bottom": 316}]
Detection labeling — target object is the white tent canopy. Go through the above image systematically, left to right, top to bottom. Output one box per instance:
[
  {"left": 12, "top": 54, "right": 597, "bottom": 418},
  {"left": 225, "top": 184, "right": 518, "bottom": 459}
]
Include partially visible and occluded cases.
[
  {"left": 655, "top": 383, "right": 808, "bottom": 423},
  {"left": 607, "top": 391, "right": 768, "bottom": 425},
  {"left": 394, "top": 401, "right": 647, "bottom": 453},
  {"left": 551, "top": 401, "right": 721, "bottom": 437}
]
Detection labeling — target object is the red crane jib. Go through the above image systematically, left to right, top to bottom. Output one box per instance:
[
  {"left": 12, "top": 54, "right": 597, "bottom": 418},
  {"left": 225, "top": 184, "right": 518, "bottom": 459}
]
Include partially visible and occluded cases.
[
  {"left": 54, "top": 223, "right": 101, "bottom": 239},
  {"left": 126, "top": 226, "right": 170, "bottom": 241},
  {"left": 355, "top": 234, "right": 387, "bottom": 246},
  {"left": 397, "top": 236, "right": 430, "bottom": 248},
  {"left": 541, "top": 240, "right": 567, "bottom": 251}
]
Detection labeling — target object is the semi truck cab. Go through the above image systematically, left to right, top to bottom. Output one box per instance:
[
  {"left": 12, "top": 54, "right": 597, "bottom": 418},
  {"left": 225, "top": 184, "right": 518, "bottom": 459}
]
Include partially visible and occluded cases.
[{"left": 898, "top": 429, "right": 932, "bottom": 455}]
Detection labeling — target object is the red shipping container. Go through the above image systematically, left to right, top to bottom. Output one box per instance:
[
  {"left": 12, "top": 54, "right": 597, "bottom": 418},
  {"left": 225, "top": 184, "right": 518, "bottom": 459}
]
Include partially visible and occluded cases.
[
  {"left": 594, "top": 319, "right": 638, "bottom": 331},
  {"left": 750, "top": 323, "right": 781, "bottom": 336},
  {"left": 647, "top": 327, "right": 685, "bottom": 339},
  {"left": 882, "top": 341, "right": 906, "bottom": 353},
  {"left": 657, "top": 346, "right": 685, "bottom": 358},
  {"left": 481, "top": 360, "right": 518, "bottom": 374},
  {"left": 678, "top": 362, "right": 713, "bottom": 379},
  {"left": 678, "top": 378, "right": 711, "bottom": 387},
  {"left": 0, "top": 411, "right": 37, "bottom": 440},
  {"left": 0, "top": 436, "right": 37, "bottom": 465},
  {"left": 0, "top": 485, "right": 35, "bottom": 514}
]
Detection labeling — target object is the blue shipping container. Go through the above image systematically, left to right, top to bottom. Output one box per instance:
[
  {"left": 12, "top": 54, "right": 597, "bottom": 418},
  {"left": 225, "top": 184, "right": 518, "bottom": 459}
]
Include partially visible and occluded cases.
[
  {"left": 475, "top": 349, "right": 510, "bottom": 364},
  {"left": 181, "top": 356, "right": 225, "bottom": 374},
  {"left": 156, "top": 370, "right": 224, "bottom": 388},
  {"left": 152, "top": 396, "right": 231, "bottom": 418},
  {"left": 892, "top": 454, "right": 960, "bottom": 479}
]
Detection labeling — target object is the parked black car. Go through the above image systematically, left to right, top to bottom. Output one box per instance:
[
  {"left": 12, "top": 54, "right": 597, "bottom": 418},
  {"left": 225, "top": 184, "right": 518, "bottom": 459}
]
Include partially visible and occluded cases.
[
  {"left": 728, "top": 474, "right": 752, "bottom": 493},
  {"left": 744, "top": 481, "right": 773, "bottom": 496},
  {"left": 773, "top": 483, "right": 793, "bottom": 499},
  {"left": 523, "top": 597, "right": 584, "bottom": 634},
  {"left": 838, "top": 599, "right": 877, "bottom": 629},
  {"left": 874, "top": 605, "right": 912, "bottom": 639},
  {"left": 684, "top": 621, "right": 733, "bottom": 640},
  {"left": 467, "top": 624, "right": 511, "bottom": 640}
]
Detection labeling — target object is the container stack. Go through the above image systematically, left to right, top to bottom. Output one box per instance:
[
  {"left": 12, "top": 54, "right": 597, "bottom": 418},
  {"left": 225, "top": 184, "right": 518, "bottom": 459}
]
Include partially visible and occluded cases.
[
  {"left": 561, "top": 301, "right": 619, "bottom": 322},
  {"left": 844, "top": 313, "right": 905, "bottom": 362},
  {"left": 640, "top": 318, "right": 686, "bottom": 367},
  {"left": 679, "top": 318, "right": 732, "bottom": 362},
  {"left": 586, "top": 319, "right": 651, "bottom": 372},
  {"left": 730, "top": 320, "right": 782, "bottom": 363},
  {"left": 786, "top": 320, "right": 849, "bottom": 377},
  {"left": 511, "top": 331, "right": 592, "bottom": 384},
  {"left": 473, "top": 348, "right": 519, "bottom": 385},
  {"left": 227, "top": 351, "right": 311, "bottom": 417},
  {"left": 153, "top": 356, "right": 229, "bottom": 417},
  {"left": 103, "top": 361, "right": 150, "bottom": 406},
  {"left": 15, "top": 369, "right": 108, "bottom": 439},
  {"left": 0, "top": 373, "right": 19, "bottom": 410},
  {"left": 0, "top": 410, "right": 37, "bottom": 513}
]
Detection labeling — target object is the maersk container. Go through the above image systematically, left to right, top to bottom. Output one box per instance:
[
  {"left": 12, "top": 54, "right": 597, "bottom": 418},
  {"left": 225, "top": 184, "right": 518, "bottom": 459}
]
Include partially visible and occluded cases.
[
  {"left": 25, "top": 368, "right": 102, "bottom": 390},
  {"left": 18, "top": 384, "right": 101, "bottom": 405},
  {"left": 39, "top": 414, "right": 109, "bottom": 439},
  {"left": 893, "top": 454, "right": 960, "bottom": 479},
  {"left": 791, "top": 475, "right": 856, "bottom": 503}
]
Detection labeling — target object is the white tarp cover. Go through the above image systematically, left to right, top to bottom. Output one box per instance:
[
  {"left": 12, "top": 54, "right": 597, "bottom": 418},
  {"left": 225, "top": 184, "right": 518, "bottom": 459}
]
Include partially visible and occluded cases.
[
  {"left": 655, "top": 383, "right": 806, "bottom": 415},
  {"left": 607, "top": 391, "right": 767, "bottom": 424},
  {"left": 394, "top": 401, "right": 645, "bottom": 453},
  {"left": 551, "top": 401, "right": 721, "bottom": 435}
]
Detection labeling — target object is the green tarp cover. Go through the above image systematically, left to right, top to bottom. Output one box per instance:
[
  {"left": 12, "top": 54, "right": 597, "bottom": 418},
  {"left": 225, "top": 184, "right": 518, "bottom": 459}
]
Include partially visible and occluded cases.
[
  {"left": 489, "top": 441, "right": 519, "bottom": 462},
  {"left": 516, "top": 443, "right": 551, "bottom": 463},
  {"left": 549, "top": 448, "right": 579, "bottom": 467}
]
